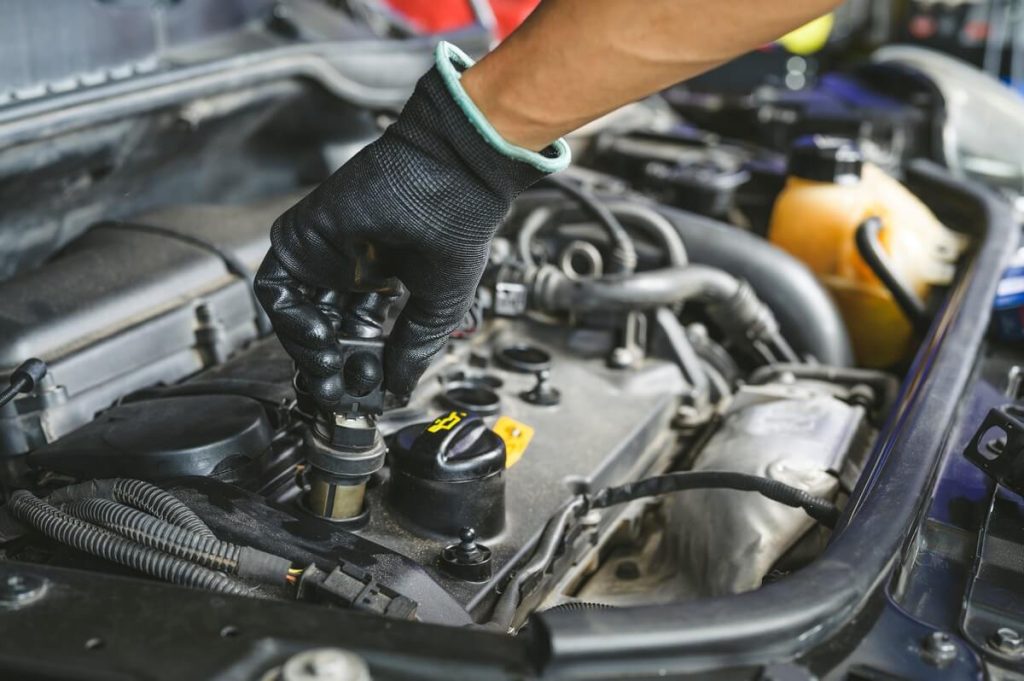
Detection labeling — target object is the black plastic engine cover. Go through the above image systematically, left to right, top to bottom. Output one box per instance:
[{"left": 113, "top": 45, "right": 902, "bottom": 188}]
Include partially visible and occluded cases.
[{"left": 27, "top": 395, "right": 273, "bottom": 482}]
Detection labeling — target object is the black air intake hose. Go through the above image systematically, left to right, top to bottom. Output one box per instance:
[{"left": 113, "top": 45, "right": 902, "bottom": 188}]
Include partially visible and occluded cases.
[
  {"left": 655, "top": 207, "right": 853, "bottom": 366},
  {"left": 530, "top": 264, "right": 797, "bottom": 362},
  {"left": 45, "top": 478, "right": 214, "bottom": 538},
  {"left": 7, "top": 491, "right": 249, "bottom": 595},
  {"left": 62, "top": 497, "right": 291, "bottom": 585}
]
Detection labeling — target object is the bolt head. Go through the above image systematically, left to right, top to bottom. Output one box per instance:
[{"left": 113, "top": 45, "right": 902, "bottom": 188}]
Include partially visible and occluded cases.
[
  {"left": 0, "top": 573, "right": 45, "bottom": 609},
  {"left": 991, "top": 627, "right": 1024, "bottom": 655},
  {"left": 922, "top": 631, "right": 957, "bottom": 666}
]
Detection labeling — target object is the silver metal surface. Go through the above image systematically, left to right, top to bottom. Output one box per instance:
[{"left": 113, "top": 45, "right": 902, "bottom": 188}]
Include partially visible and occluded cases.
[
  {"left": 670, "top": 381, "right": 867, "bottom": 596},
  {"left": 275, "top": 648, "right": 371, "bottom": 681}
]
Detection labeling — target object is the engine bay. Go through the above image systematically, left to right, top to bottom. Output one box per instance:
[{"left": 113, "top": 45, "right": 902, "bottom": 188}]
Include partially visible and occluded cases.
[
  {"left": 0, "top": 3, "right": 1020, "bottom": 678},
  {"left": 0, "top": 124, "right": 934, "bottom": 630}
]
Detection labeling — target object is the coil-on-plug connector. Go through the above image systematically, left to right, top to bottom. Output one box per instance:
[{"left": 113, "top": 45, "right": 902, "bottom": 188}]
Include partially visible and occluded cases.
[{"left": 302, "top": 339, "right": 387, "bottom": 525}]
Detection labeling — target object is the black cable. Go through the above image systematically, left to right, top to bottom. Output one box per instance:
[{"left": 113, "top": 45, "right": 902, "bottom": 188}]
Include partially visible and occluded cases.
[
  {"left": 538, "top": 176, "right": 638, "bottom": 274},
  {"left": 854, "top": 217, "right": 929, "bottom": 332},
  {"left": 98, "top": 221, "right": 273, "bottom": 336},
  {"left": 0, "top": 358, "right": 47, "bottom": 409},
  {"left": 485, "top": 471, "right": 838, "bottom": 630},
  {"left": 589, "top": 471, "right": 841, "bottom": 528},
  {"left": 46, "top": 479, "right": 215, "bottom": 538},
  {"left": 7, "top": 491, "right": 250, "bottom": 595},
  {"left": 62, "top": 497, "right": 292, "bottom": 585},
  {"left": 488, "top": 498, "right": 586, "bottom": 631}
]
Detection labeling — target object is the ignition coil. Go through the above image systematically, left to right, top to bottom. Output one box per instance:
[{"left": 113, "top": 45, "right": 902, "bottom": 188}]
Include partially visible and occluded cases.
[{"left": 302, "top": 337, "right": 387, "bottom": 525}]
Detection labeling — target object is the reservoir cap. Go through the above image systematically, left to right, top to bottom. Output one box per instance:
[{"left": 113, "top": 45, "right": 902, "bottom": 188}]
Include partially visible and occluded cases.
[{"left": 789, "top": 135, "right": 863, "bottom": 184}]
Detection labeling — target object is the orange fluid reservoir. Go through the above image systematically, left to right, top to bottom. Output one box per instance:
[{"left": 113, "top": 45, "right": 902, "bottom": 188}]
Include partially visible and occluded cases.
[{"left": 768, "top": 137, "right": 966, "bottom": 367}]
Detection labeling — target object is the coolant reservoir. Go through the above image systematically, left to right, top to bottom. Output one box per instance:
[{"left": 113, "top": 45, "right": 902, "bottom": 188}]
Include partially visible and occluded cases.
[{"left": 768, "top": 136, "right": 966, "bottom": 367}]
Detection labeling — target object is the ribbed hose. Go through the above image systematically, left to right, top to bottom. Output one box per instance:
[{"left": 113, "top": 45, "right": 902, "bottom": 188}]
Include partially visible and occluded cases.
[
  {"left": 589, "top": 471, "right": 840, "bottom": 527},
  {"left": 46, "top": 479, "right": 214, "bottom": 538},
  {"left": 7, "top": 491, "right": 249, "bottom": 595},
  {"left": 61, "top": 498, "right": 291, "bottom": 585},
  {"left": 64, "top": 498, "right": 241, "bottom": 572},
  {"left": 518, "top": 601, "right": 616, "bottom": 636},
  {"left": 542, "top": 601, "right": 616, "bottom": 613}
]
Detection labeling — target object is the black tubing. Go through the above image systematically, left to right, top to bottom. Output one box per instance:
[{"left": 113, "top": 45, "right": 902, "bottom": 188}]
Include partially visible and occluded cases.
[
  {"left": 539, "top": 176, "right": 638, "bottom": 274},
  {"left": 605, "top": 201, "right": 688, "bottom": 267},
  {"left": 655, "top": 206, "right": 853, "bottom": 366},
  {"left": 854, "top": 217, "right": 929, "bottom": 331},
  {"left": 99, "top": 222, "right": 273, "bottom": 336},
  {"left": 535, "top": 264, "right": 795, "bottom": 361},
  {"left": 551, "top": 264, "right": 741, "bottom": 311},
  {"left": 0, "top": 358, "right": 47, "bottom": 409},
  {"left": 589, "top": 471, "right": 840, "bottom": 528},
  {"left": 46, "top": 478, "right": 214, "bottom": 538},
  {"left": 7, "top": 491, "right": 249, "bottom": 595},
  {"left": 63, "top": 497, "right": 291, "bottom": 585},
  {"left": 489, "top": 498, "right": 586, "bottom": 631}
]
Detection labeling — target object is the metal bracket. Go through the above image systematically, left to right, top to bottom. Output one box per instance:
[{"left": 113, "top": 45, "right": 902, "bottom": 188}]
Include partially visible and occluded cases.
[{"left": 964, "top": 404, "right": 1024, "bottom": 494}]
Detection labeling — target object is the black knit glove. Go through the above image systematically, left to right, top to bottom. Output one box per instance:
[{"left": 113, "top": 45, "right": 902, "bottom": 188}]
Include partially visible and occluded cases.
[{"left": 255, "top": 43, "right": 570, "bottom": 406}]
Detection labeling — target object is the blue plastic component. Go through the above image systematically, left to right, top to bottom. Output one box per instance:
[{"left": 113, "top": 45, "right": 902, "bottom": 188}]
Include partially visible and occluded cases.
[{"left": 993, "top": 252, "right": 1024, "bottom": 341}]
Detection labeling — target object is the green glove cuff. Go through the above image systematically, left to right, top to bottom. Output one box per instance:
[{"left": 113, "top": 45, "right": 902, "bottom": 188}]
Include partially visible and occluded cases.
[{"left": 435, "top": 41, "right": 572, "bottom": 174}]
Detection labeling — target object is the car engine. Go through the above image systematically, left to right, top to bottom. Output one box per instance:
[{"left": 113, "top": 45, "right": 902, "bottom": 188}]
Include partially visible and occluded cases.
[
  {"left": 0, "top": 2, "right": 1019, "bottom": 679},
  {"left": 0, "top": 120, "right": 902, "bottom": 629}
]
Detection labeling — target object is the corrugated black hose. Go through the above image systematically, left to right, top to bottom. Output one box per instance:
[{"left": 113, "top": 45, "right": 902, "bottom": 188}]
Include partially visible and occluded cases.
[
  {"left": 589, "top": 471, "right": 841, "bottom": 527},
  {"left": 45, "top": 478, "right": 214, "bottom": 538},
  {"left": 7, "top": 490, "right": 250, "bottom": 595},
  {"left": 62, "top": 497, "right": 292, "bottom": 585}
]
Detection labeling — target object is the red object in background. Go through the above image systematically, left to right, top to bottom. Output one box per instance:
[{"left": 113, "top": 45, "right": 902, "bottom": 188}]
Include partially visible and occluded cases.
[
  {"left": 385, "top": 0, "right": 540, "bottom": 39},
  {"left": 908, "top": 14, "right": 937, "bottom": 40}
]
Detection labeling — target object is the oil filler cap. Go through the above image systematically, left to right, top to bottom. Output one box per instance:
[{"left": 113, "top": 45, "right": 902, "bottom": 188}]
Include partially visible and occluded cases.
[{"left": 387, "top": 412, "right": 507, "bottom": 538}]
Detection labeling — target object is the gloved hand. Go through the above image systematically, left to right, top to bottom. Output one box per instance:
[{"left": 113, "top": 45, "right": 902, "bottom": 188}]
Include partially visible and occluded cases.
[{"left": 255, "top": 43, "right": 570, "bottom": 406}]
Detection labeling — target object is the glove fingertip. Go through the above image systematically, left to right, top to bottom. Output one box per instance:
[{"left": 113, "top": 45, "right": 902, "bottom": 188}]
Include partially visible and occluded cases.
[
  {"left": 384, "top": 342, "right": 439, "bottom": 398},
  {"left": 308, "top": 374, "right": 344, "bottom": 407}
]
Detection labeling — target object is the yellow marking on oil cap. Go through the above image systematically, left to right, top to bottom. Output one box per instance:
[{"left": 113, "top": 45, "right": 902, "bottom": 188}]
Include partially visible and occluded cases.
[
  {"left": 427, "top": 411, "right": 466, "bottom": 433},
  {"left": 493, "top": 416, "right": 534, "bottom": 468}
]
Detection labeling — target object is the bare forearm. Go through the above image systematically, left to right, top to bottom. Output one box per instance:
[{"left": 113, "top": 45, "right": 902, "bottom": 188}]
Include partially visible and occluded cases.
[{"left": 461, "top": 0, "right": 841, "bottom": 150}]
